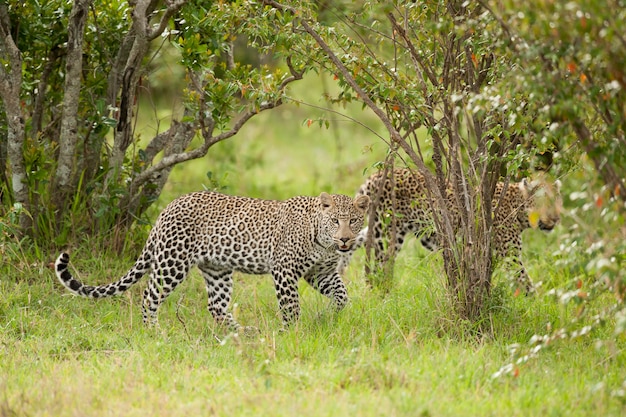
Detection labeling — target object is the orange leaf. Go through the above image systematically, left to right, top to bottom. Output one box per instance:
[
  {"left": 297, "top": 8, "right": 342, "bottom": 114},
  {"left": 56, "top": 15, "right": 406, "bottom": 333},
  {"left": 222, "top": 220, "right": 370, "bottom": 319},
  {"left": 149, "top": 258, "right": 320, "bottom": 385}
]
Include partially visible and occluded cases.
[
  {"left": 471, "top": 53, "right": 478, "bottom": 68},
  {"left": 567, "top": 62, "right": 577, "bottom": 73},
  {"left": 580, "top": 73, "right": 587, "bottom": 84},
  {"left": 333, "top": 74, "right": 339, "bottom": 81},
  {"left": 392, "top": 104, "right": 400, "bottom": 111},
  {"left": 306, "top": 119, "right": 313, "bottom": 127},
  {"left": 595, "top": 195, "right": 603, "bottom": 208},
  {"left": 576, "top": 279, "right": 583, "bottom": 289},
  {"left": 514, "top": 288, "right": 521, "bottom": 298},
  {"left": 578, "top": 291, "right": 587, "bottom": 299},
  {"left": 513, "top": 367, "right": 520, "bottom": 378}
]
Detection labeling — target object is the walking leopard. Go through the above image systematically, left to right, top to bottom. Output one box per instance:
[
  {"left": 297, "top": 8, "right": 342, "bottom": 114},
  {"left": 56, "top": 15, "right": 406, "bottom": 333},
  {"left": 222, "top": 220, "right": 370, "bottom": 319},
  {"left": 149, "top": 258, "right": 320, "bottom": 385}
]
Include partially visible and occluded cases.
[{"left": 55, "top": 191, "right": 370, "bottom": 331}]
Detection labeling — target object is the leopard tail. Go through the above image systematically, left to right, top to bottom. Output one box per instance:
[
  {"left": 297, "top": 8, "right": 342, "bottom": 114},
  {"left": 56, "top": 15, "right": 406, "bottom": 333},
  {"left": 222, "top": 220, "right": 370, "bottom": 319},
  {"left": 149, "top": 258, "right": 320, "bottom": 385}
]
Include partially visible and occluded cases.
[{"left": 54, "top": 251, "right": 151, "bottom": 299}]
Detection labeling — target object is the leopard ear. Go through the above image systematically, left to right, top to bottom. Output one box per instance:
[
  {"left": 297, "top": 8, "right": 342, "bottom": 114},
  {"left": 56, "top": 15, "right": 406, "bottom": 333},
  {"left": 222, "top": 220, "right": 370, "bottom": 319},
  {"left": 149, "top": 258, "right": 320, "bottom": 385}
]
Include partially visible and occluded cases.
[
  {"left": 319, "top": 192, "right": 335, "bottom": 209},
  {"left": 354, "top": 194, "right": 370, "bottom": 212}
]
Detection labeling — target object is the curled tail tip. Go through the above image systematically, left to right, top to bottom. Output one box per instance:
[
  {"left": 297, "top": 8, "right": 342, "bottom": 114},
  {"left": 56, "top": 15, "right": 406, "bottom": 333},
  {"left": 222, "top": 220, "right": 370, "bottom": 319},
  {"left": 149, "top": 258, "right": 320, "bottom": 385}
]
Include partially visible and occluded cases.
[
  {"left": 54, "top": 252, "right": 83, "bottom": 294},
  {"left": 55, "top": 252, "right": 71, "bottom": 277},
  {"left": 56, "top": 252, "right": 70, "bottom": 267}
]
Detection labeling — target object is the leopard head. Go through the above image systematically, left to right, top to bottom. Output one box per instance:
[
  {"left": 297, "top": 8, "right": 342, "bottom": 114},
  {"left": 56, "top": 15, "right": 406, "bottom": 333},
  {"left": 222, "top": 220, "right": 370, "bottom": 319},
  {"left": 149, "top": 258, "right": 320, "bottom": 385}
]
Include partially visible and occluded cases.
[
  {"left": 519, "top": 176, "right": 562, "bottom": 232},
  {"left": 319, "top": 192, "right": 370, "bottom": 252}
]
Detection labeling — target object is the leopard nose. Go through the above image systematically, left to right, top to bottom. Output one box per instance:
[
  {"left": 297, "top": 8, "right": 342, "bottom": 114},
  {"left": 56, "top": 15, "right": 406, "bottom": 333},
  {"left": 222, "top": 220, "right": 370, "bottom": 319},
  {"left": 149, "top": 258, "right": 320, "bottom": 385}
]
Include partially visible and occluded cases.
[{"left": 340, "top": 237, "right": 350, "bottom": 244}]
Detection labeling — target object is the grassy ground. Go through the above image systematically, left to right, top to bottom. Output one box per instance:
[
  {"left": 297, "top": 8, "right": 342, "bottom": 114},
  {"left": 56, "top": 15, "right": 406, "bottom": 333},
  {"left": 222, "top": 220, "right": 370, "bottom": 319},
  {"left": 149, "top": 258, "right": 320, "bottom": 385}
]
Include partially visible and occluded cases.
[
  {"left": 2, "top": 74, "right": 625, "bottom": 416},
  {"left": 2, "top": 243, "right": 624, "bottom": 416}
]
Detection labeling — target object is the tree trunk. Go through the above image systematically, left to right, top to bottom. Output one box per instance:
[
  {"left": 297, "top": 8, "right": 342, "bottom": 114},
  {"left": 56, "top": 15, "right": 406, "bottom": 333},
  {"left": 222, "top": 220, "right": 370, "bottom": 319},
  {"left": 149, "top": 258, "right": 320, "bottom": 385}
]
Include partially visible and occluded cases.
[
  {"left": 51, "top": 0, "right": 93, "bottom": 219},
  {"left": 104, "top": 0, "right": 152, "bottom": 191},
  {"left": 0, "top": 4, "right": 30, "bottom": 232}
]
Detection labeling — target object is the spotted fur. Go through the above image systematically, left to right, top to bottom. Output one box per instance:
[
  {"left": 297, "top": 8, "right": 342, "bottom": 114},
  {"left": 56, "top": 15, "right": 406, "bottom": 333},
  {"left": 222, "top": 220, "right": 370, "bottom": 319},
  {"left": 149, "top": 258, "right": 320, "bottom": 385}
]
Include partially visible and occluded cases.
[
  {"left": 342, "top": 168, "right": 561, "bottom": 291},
  {"left": 55, "top": 191, "right": 370, "bottom": 330}
]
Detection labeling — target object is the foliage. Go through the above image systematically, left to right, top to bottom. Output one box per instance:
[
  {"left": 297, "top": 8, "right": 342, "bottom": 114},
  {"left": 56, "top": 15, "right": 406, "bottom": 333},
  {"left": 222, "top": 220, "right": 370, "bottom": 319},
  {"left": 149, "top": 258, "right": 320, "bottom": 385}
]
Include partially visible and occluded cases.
[
  {"left": 0, "top": 0, "right": 311, "bottom": 250},
  {"left": 1, "top": 0, "right": 625, "bottom": 401},
  {"left": 247, "top": 0, "right": 626, "bottom": 386},
  {"left": 260, "top": 0, "right": 625, "bottom": 328},
  {"left": 267, "top": 0, "right": 555, "bottom": 320},
  {"left": 473, "top": 0, "right": 626, "bottom": 378},
  {"left": 484, "top": 0, "right": 626, "bottom": 196},
  {"left": 1, "top": 4, "right": 625, "bottom": 407},
  {"left": 494, "top": 168, "right": 626, "bottom": 382},
  {"left": 1, "top": 234, "right": 624, "bottom": 416}
]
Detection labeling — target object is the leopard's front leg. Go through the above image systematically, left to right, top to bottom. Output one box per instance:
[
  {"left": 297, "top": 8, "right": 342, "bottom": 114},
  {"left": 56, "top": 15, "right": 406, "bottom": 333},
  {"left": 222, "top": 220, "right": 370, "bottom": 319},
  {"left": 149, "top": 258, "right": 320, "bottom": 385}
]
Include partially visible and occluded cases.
[
  {"left": 304, "top": 264, "right": 348, "bottom": 312},
  {"left": 271, "top": 267, "right": 301, "bottom": 327}
]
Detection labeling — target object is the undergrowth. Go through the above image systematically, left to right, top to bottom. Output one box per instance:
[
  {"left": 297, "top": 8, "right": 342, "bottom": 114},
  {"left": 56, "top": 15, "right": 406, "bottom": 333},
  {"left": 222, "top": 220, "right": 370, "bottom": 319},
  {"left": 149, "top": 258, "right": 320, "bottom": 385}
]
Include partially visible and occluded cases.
[
  {"left": 1, "top": 74, "right": 625, "bottom": 416},
  {"left": 1, "top": 233, "right": 624, "bottom": 416}
]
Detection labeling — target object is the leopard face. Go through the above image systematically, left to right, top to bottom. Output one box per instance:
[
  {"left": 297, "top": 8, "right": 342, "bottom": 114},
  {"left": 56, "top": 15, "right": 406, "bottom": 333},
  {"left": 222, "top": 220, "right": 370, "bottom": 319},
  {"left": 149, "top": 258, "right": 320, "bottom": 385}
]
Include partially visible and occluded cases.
[
  {"left": 518, "top": 177, "right": 562, "bottom": 232},
  {"left": 55, "top": 191, "right": 369, "bottom": 332},
  {"left": 319, "top": 192, "right": 370, "bottom": 253}
]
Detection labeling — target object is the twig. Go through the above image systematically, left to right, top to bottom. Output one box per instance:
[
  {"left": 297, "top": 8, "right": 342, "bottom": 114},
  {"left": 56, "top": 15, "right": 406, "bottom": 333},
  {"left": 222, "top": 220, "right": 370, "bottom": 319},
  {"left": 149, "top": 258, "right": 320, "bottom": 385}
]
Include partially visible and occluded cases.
[{"left": 175, "top": 293, "right": 190, "bottom": 340}]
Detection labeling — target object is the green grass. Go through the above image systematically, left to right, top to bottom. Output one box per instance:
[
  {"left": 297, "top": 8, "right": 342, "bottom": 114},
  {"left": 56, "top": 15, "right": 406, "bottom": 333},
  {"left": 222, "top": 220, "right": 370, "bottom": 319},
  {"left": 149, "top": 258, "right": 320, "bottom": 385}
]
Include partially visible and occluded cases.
[
  {"left": 2, "top": 74, "right": 625, "bottom": 416},
  {"left": 2, "top": 243, "right": 624, "bottom": 416}
]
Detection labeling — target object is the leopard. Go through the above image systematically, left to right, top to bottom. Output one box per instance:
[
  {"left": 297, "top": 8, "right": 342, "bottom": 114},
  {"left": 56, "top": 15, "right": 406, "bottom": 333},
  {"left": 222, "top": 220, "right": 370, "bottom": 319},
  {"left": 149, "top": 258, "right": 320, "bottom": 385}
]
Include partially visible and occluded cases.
[
  {"left": 339, "top": 168, "right": 561, "bottom": 292},
  {"left": 55, "top": 191, "right": 370, "bottom": 332}
]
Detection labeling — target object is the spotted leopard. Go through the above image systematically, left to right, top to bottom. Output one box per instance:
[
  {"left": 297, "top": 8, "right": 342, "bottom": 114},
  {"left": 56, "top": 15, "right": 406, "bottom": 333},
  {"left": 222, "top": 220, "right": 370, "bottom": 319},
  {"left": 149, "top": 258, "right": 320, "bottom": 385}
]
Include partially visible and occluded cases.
[
  {"left": 341, "top": 168, "right": 561, "bottom": 292},
  {"left": 55, "top": 191, "right": 370, "bottom": 331}
]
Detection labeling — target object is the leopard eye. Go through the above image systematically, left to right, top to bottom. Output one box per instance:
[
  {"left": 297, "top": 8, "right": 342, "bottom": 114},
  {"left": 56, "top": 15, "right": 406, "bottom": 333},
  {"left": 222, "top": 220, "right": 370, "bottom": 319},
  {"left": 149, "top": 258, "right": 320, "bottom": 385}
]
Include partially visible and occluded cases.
[
  {"left": 332, "top": 218, "right": 340, "bottom": 225},
  {"left": 350, "top": 218, "right": 359, "bottom": 225}
]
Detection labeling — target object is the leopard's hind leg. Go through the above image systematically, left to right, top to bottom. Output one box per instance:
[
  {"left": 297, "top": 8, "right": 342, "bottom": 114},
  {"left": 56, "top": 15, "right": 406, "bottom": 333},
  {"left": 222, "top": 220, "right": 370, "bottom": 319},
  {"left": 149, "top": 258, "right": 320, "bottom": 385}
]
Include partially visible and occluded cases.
[
  {"left": 141, "top": 258, "right": 191, "bottom": 326},
  {"left": 197, "top": 263, "right": 250, "bottom": 333}
]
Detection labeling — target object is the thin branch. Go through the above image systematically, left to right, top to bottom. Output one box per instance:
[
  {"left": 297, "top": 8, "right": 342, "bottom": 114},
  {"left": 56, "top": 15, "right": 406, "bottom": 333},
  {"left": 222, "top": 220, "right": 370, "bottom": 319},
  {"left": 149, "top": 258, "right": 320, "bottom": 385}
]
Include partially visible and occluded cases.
[
  {"left": 146, "top": 0, "right": 187, "bottom": 41},
  {"left": 263, "top": 0, "right": 462, "bottom": 260},
  {"left": 263, "top": 2, "right": 423, "bottom": 170},
  {"left": 386, "top": 12, "right": 438, "bottom": 87},
  {"left": 130, "top": 59, "right": 304, "bottom": 190},
  {"left": 284, "top": 97, "right": 386, "bottom": 143}
]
